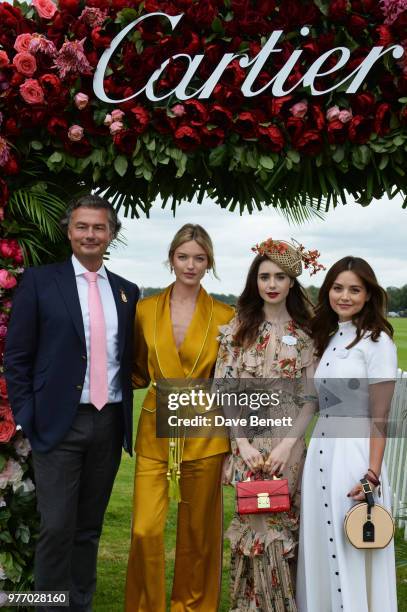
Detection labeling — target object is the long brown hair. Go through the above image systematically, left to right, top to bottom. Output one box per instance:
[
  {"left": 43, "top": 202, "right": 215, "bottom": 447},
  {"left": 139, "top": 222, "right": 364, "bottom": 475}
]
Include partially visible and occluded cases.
[
  {"left": 234, "top": 254, "right": 313, "bottom": 348},
  {"left": 312, "top": 256, "right": 393, "bottom": 357}
]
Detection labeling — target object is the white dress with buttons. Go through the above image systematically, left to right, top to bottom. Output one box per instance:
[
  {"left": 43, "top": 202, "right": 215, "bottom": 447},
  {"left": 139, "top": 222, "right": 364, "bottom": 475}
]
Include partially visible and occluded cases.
[{"left": 296, "top": 321, "right": 398, "bottom": 612}]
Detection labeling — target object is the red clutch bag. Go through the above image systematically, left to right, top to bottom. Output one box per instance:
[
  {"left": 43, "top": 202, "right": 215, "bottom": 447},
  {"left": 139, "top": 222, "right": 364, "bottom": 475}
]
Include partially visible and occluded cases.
[{"left": 236, "top": 477, "right": 291, "bottom": 515}]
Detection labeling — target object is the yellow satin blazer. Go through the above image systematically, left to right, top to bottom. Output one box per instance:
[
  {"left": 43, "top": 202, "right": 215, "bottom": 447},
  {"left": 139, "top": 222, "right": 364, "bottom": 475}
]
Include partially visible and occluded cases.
[{"left": 133, "top": 284, "right": 234, "bottom": 461}]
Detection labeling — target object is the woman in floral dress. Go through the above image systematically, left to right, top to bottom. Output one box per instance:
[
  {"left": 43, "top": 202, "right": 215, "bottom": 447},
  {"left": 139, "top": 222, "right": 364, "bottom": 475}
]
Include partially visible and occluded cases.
[{"left": 214, "top": 238, "right": 323, "bottom": 612}]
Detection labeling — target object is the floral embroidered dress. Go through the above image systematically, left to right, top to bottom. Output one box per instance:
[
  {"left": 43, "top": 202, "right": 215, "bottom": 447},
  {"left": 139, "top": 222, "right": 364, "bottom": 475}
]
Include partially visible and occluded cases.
[{"left": 214, "top": 315, "right": 315, "bottom": 612}]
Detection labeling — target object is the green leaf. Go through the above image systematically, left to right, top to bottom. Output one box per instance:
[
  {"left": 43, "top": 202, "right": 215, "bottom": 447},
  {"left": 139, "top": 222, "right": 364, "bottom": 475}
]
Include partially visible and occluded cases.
[
  {"left": 211, "top": 17, "right": 224, "bottom": 34},
  {"left": 30, "top": 141, "right": 43, "bottom": 151},
  {"left": 209, "top": 145, "right": 227, "bottom": 167},
  {"left": 332, "top": 146, "right": 345, "bottom": 163},
  {"left": 287, "top": 150, "right": 300, "bottom": 164},
  {"left": 379, "top": 154, "right": 389, "bottom": 170},
  {"left": 114, "top": 155, "right": 128, "bottom": 177},
  {"left": 259, "top": 155, "right": 274, "bottom": 170},
  {"left": 0, "top": 455, "right": 6, "bottom": 472}
]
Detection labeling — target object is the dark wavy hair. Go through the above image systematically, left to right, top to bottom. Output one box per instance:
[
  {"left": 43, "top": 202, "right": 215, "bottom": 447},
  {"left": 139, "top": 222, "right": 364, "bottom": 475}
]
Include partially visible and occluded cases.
[
  {"left": 60, "top": 194, "right": 121, "bottom": 239},
  {"left": 234, "top": 254, "right": 313, "bottom": 348},
  {"left": 311, "top": 256, "right": 393, "bottom": 357}
]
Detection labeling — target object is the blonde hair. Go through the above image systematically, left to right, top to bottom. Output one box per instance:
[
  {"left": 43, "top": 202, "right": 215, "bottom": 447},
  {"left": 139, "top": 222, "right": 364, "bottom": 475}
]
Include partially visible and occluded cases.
[{"left": 168, "top": 224, "right": 218, "bottom": 278}]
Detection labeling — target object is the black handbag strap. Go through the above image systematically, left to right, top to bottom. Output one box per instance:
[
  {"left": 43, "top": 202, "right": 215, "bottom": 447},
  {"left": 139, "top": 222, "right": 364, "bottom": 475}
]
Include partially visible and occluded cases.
[{"left": 360, "top": 478, "right": 375, "bottom": 510}]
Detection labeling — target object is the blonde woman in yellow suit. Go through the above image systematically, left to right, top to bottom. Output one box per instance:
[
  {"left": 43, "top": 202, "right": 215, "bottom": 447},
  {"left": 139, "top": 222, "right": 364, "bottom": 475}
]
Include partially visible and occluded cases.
[{"left": 125, "top": 224, "right": 234, "bottom": 612}]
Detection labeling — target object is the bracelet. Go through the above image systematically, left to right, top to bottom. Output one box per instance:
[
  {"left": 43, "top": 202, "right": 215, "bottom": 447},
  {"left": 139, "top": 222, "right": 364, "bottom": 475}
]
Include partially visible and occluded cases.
[
  {"left": 368, "top": 467, "right": 380, "bottom": 480},
  {"left": 364, "top": 472, "right": 380, "bottom": 487}
]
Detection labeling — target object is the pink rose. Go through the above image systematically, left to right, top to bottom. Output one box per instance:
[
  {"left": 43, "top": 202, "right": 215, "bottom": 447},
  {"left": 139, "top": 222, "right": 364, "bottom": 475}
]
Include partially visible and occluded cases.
[
  {"left": 32, "top": 0, "right": 57, "bottom": 20},
  {"left": 14, "top": 33, "right": 33, "bottom": 53},
  {"left": 0, "top": 51, "right": 9, "bottom": 68},
  {"left": 13, "top": 52, "right": 37, "bottom": 77},
  {"left": 19, "top": 79, "right": 44, "bottom": 104},
  {"left": 74, "top": 92, "right": 89, "bottom": 110},
  {"left": 290, "top": 100, "right": 308, "bottom": 118},
  {"left": 171, "top": 104, "right": 186, "bottom": 117},
  {"left": 326, "top": 105, "right": 340, "bottom": 122},
  {"left": 111, "top": 109, "right": 124, "bottom": 122},
  {"left": 338, "top": 109, "right": 353, "bottom": 123},
  {"left": 103, "top": 114, "right": 112, "bottom": 127},
  {"left": 109, "top": 121, "right": 124, "bottom": 135},
  {"left": 68, "top": 125, "right": 84, "bottom": 141},
  {"left": 0, "top": 270, "right": 17, "bottom": 290},
  {"left": 0, "top": 326, "right": 7, "bottom": 339},
  {"left": 13, "top": 434, "right": 31, "bottom": 458},
  {"left": 0, "top": 458, "right": 22, "bottom": 488}
]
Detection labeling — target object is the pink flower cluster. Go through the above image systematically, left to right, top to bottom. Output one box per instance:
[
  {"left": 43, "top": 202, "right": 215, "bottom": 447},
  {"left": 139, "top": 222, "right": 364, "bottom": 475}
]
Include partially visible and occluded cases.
[{"left": 0, "top": 239, "right": 23, "bottom": 264}]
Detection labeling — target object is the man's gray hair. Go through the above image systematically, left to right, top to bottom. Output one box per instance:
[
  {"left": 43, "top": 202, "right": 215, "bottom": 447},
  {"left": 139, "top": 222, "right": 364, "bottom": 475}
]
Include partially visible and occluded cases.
[{"left": 60, "top": 194, "right": 122, "bottom": 239}]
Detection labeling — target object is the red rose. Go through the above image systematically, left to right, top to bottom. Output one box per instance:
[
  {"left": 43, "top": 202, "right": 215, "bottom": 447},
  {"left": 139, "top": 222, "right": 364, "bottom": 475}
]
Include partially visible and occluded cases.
[
  {"left": 58, "top": 0, "right": 80, "bottom": 14},
  {"left": 187, "top": 0, "right": 218, "bottom": 28},
  {"left": 257, "top": 0, "right": 276, "bottom": 16},
  {"left": 329, "top": 0, "right": 349, "bottom": 21},
  {"left": 0, "top": 3, "right": 24, "bottom": 30},
  {"left": 347, "top": 14, "right": 368, "bottom": 36},
  {"left": 374, "top": 25, "right": 394, "bottom": 47},
  {"left": 91, "top": 26, "right": 112, "bottom": 49},
  {"left": 13, "top": 52, "right": 37, "bottom": 77},
  {"left": 220, "top": 60, "right": 245, "bottom": 88},
  {"left": 39, "top": 73, "right": 62, "bottom": 96},
  {"left": 20, "top": 78, "right": 45, "bottom": 105},
  {"left": 213, "top": 85, "right": 244, "bottom": 111},
  {"left": 351, "top": 93, "right": 375, "bottom": 116},
  {"left": 267, "top": 95, "right": 293, "bottom": 117},
  {"left": 184, "top": 100, "right": 208, "bottom": 127},
  {"left": 374, "top": 103, "right": 392, "bottom": 137},
  {"left": 310, "top": 104, "right": 325, "bottom": 131},
  {"left": 209, "top": 105, "right": 233, "bottom": 128},
  {"left": 129, "top": 106, "right": 150, "bottom": 135},
  {"left": 152, "top": 109, "right": 175, "bottom": 135},
  {"left": 234, "top": 111, "right": 258, "bottom": 139},
  {"left": 348, "top": 115, "right": 373, "bottom": 144},
  {"left": 286, "top": 116, "right": 304, "bottom": 141},
  {"left": 47, "top": 117, "right": 68, "bottom": 137},
  {"left": 5, "top": 118, "right": 20, "bottom": 137},
  {"left": 327, "top": 119, "right": 348, "bottom": 144},
  {"left": 173, "top": 125, "right": 201, "bottom": 151},
  {"left": 258, "top": 125, "right": 285, "bottom": 152},
  {"left": 201, "top": 127, "right": 225, "bottom": 148},
  {"left": 113, "top": 129, "right": 138, "bottom": 155},
  {"left": 293, "top": 130, "right": 323, "bottom": 155},
  {"left": 64, "top": 137, "right": 92, "bottom": 157},
  {"left": 2, "top": 155, "right": 20, "bottom": 175},
  {"left": 0, "top": 377, "right": 7, "bottom": 399},
  {"left": 0, "top": 415, "right": 16, "bottom": 443}
]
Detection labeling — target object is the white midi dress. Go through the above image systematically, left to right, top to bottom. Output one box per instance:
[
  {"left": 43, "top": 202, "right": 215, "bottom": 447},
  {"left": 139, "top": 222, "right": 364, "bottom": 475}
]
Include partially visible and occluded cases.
[{"left": 296, "top": 320, "right": 398, "bottom": 612}]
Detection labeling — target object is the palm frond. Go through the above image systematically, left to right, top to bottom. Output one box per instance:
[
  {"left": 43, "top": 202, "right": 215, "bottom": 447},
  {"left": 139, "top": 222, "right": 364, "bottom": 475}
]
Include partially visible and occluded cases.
[{"left": 8, "top": 188, "right": 66, "bottom": 243}]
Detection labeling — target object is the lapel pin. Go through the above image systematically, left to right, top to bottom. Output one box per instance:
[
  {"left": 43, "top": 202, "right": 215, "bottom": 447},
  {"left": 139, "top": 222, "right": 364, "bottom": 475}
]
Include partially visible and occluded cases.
[{"left": 120, "top": 289, "right": 127, "bottom": 303}]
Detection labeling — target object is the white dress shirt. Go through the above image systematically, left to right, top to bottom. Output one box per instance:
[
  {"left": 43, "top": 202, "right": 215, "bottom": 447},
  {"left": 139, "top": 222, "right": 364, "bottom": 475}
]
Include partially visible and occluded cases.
[{"left": 72, "top": 255, "right": 122, "bottom": 404}]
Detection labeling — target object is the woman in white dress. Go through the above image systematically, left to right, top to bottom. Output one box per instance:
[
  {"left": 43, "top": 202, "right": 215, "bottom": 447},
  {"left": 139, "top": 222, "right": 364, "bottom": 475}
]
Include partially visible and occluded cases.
[{"left": 297, "top": 256, "right": 398, "bottom": 612}]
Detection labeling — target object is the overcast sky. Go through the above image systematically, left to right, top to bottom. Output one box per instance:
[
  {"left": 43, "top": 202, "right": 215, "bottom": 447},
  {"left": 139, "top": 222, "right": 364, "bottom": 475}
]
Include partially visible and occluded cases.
[{"left": 107, "top": 194, "right": 406, "bottom": 294}]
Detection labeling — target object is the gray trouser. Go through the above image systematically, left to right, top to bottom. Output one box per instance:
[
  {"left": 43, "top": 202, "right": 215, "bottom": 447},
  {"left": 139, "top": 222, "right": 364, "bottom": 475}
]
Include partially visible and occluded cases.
[{"left": 32, "top": 403, "right": 124, "bottom": 612}]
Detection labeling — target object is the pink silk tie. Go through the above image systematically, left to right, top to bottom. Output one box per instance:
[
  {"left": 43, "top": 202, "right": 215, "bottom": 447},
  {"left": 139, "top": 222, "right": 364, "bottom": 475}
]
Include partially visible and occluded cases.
[{"left": 84, "top": 272, "right": 108, "bottom": 410}]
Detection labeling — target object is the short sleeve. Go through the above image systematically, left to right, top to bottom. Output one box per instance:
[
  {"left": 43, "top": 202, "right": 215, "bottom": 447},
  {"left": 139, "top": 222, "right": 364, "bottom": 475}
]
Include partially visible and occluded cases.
[{"left": 365, "top": 332, "right": 397, "bottom": 382}]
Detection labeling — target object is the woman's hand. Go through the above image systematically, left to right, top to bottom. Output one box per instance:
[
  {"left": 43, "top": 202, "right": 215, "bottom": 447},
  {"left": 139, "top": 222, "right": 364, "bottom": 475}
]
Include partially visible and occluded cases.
[
  {"left": 236, "top": 438, "right": 264, "bottom": 472},
  {"left": 263, "top": 439, "right": 295, "bottom": 476},
  {"left": 221, "top": 455, "right": 232, "bottom": 485},
  {"left": 347, "top": 482, "right": 376, "bottom": 501}
]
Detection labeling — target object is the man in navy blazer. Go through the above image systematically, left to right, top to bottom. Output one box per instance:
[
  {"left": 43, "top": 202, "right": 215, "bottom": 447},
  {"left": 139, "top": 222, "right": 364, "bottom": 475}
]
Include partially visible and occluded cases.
[{"left": 5, "top": 194, "right": 139, "bottom": 611}]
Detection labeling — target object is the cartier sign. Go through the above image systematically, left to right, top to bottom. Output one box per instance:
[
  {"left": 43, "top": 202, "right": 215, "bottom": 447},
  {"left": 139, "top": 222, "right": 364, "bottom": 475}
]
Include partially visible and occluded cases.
[{"left": 93, "top": 12, "right": 404, "bottom": 104}]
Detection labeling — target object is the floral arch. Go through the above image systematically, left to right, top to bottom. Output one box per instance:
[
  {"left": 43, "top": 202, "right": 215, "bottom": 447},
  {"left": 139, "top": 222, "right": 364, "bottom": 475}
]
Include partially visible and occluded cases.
[{"left": 0, "top": 0, "right": 407, "bottom": 590}]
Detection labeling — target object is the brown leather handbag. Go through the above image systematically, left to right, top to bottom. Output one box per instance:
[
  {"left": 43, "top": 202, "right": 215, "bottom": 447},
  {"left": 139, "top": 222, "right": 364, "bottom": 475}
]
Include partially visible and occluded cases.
[{"left": 344, "top": 479, "right": 395, "bottom": 549}]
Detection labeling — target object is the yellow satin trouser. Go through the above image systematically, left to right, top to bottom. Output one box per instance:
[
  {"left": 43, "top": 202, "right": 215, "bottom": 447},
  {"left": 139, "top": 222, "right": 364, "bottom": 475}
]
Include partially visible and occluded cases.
[{"left": 125, "top": 453, "right": 225, "bottom": 612}]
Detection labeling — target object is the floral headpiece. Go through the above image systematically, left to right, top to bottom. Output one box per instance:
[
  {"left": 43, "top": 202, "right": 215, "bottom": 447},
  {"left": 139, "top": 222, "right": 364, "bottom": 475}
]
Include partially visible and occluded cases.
[{"left": 251, "top": 237, "right": 325, "bottom": 277}]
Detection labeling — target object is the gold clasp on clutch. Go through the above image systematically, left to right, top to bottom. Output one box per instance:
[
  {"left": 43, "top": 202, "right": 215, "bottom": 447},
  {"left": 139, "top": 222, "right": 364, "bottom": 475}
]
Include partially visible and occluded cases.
[{"left": 257, "top": 492, "right": 271, "bottom": 509}]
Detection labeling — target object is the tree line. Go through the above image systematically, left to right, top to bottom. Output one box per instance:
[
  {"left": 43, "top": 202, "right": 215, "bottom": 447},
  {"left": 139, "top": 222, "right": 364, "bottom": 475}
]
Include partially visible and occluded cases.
[{"left": 142, "top": 285, "right": 407, "bottom": 315}]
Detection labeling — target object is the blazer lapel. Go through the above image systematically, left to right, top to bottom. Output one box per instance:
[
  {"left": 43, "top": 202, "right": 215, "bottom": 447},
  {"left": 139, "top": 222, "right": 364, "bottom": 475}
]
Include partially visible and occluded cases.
[
  {"left": 55, "top": 260, "right": 86, "bottom": 347},
  {"left": 106, "top": 269, "right": 126, "bottom": 359}
]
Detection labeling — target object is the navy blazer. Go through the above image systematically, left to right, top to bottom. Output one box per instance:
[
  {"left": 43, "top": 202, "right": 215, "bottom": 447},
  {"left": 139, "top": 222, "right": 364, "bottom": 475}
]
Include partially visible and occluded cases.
[{"left": 4, "top": 259, "right": 139, "bottom": 454}]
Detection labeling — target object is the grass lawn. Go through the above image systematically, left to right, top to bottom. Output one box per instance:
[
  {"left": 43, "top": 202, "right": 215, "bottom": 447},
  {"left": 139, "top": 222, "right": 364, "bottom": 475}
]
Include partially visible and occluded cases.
[{"left": 95, "top": 320, "right": 407, "bottom": 611}]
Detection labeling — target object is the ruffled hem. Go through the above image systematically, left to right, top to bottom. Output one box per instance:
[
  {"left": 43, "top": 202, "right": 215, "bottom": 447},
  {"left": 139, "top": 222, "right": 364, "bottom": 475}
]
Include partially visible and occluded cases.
[{"left": 226, "top": 521, "right": 298, "bottom": 560}]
